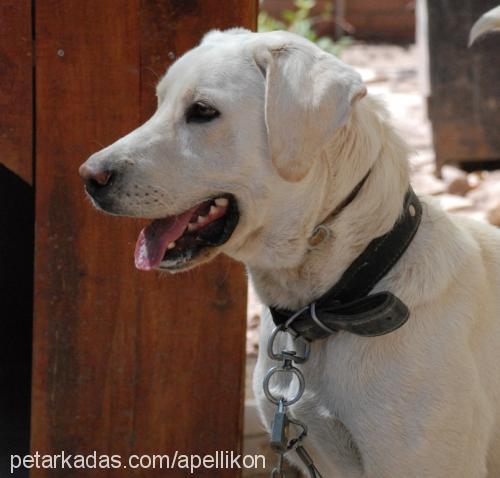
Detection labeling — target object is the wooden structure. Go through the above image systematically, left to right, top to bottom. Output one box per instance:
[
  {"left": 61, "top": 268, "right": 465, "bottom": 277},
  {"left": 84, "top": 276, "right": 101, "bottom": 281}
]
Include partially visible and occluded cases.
[
  {"left": 262, "top": 0, "right": 415, "bottom": 43},
  {"left": 425, "top": 0, "right": 500, "bottom": 170},
  {"left": 0, "top": 1, "right": 34, "bottom": 472},
  {"left": 1, "top": 1, "right": 256, "bottom": 476}
]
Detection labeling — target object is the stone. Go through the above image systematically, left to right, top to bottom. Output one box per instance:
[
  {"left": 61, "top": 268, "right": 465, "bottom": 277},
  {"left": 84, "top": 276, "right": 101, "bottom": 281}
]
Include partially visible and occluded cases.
[{"left": 447, "top": 177, "right": 472, "bottom": 196}]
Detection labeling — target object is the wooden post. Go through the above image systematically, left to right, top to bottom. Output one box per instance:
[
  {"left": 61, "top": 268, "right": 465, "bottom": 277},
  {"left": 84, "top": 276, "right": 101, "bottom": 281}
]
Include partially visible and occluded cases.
[
  {"left": 0, "top": 0, "right": 33, "bottom": 471},
  {"left": 0, "top": 0, "right": 33, "bottom": 185},
  {"left": 426, "top": 0, "right": 500, "bottom": 170},
  {"left": 32, "top": 1, "right": 256, "bottom": 476}
]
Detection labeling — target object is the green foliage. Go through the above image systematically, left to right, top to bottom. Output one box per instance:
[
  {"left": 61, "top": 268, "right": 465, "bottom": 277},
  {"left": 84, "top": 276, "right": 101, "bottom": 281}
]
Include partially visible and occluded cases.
[{"left": 258, "top": 0, "right": 351, "bottom": 56}]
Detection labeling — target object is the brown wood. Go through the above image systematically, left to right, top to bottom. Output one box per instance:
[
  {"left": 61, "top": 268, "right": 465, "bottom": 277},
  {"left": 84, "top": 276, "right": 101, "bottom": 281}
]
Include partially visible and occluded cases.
[
  {"left": 0, "top": 0, "right": 33, "bottom": 184},
  {"left": 262, "top": 0, "right": 415, "bottom": 43},
  {"left": 426, "top": 0, "right": 500, "bottom": 170},
  {"left": 32, "top": 1, "right": 256, "bottom": 476},
  {"left": 0, "top": 2, "right": 34, "bottom": 468}
]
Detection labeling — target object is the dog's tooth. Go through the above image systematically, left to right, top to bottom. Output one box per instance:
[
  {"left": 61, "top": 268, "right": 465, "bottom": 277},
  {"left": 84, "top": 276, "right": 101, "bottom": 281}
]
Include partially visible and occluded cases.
[
  {"left": 215, "top": 197, "right": 228, "bottom": 207},
  {"left": 209, "top": 205, "right": 218, "bottom": 215},
  {"left": 197, "top": 215, "right": 206, "bottom": 224},
  {"left": 187, "top": 223, "right": 197, "bottom": 231},
  {"left": 167, "top": 242, "right": 176, "bottom": 249}
]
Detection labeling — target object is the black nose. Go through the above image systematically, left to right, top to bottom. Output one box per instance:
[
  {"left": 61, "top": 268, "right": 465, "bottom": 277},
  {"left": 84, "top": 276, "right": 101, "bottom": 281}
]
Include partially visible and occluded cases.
[
  {"left": 79, "top": 163, "right": 115, "bottom": 196},
  {"left": 89, "top": 170, "right": 111, "bottom": 186},
  {"left": 86, "top": 171, "right": 112, "bottom": 191},
  {"left": 85, "top": 172, "right": 115, "bottom": 198}
]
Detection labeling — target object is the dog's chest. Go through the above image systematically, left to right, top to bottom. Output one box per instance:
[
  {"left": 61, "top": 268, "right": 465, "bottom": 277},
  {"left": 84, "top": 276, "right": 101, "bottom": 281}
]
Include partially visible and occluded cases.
[{"left": 253, "top": 325, "right": 365, "bottom": 477}]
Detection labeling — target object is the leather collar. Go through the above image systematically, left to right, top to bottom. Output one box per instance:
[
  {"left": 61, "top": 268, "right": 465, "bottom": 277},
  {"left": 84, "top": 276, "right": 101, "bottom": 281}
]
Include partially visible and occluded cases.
[
  {"left": 319, "top": 168, "right": 372, "bottom": 226},
  {"left": 308, "top": 169, "right": 371, "bottom": 246},
  {"left": 270, "top": 187, "right": 422, "bottom": 341}
]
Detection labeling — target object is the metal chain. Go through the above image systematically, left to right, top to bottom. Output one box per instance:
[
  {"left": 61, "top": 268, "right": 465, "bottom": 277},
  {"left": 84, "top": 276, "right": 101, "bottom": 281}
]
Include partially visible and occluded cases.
[{"left": 263, "top": 317, "right": 324, "bottom": 478}]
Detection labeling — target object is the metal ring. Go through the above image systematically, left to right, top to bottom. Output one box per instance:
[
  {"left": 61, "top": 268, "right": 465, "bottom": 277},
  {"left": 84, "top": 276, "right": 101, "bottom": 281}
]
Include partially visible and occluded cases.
[
  {"left": 308, "top": 224, "right": 331, "bottom": 247},
  {"left": 310, "top": 302, "right": 337, "bottom": 335},
  {"left": 284, "top": 305, "right": 309, "bottom": 330},
  {"left": 268, "top": 324, "right": 311, "bottom": 364},
  {"left": 267, "top": 325, "right": 284, "bottom": 361},
  {"left": 263, "top": 364, "right": 305, "bottom": 406},
  {"left": 271, "top": 467, "right": 285, "bottom": 478}
]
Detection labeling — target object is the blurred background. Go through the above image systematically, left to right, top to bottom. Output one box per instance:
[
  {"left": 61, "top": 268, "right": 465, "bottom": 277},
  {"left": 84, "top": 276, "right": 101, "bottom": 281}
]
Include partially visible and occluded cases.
[{"left": 244, "top": 1, "right": 500, "bottom": 476}]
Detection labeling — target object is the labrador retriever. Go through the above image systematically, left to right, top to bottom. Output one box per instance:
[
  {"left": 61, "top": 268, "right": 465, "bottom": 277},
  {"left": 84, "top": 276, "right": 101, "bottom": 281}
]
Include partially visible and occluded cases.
[{"left": 79, "top": 30, "right": 500, "bottom": 477}]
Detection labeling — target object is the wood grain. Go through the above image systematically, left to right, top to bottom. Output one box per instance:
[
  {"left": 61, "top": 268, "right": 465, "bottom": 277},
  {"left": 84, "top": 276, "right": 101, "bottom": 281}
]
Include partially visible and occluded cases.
[
  {"left": 0, "top": 0, "right": 33, "bottom": 184},
  {"left": 427, "top": 0, "right": 500, "bottom": 169},
  {"left": 32, "top": 1, "right": 256, "bottom": 476},
  {"left": 0, "top": 3, "right": 34, "bottom": 471}
]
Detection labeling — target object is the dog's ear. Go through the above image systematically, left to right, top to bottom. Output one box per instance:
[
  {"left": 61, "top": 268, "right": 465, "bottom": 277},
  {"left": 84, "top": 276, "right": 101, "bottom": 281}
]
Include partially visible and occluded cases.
[{"left": 254, "top": 43, "right": 366, "bottom": 182}]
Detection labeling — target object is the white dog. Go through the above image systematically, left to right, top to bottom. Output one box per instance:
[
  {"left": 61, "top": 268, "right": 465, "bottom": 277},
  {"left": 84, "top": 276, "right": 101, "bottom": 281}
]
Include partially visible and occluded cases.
[{"left": 79, "top": 30, "right": 500, "bottom": 477}]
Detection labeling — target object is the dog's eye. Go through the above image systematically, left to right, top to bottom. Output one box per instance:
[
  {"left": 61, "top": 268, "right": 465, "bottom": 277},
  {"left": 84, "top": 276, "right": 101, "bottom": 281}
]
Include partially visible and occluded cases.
[{"left": 186, "top": 102, "right": 220, "bottom": 124}]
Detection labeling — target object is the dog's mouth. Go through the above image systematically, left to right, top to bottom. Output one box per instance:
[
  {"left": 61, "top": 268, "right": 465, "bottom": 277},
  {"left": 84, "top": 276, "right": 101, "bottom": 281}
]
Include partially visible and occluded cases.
[{"left": 134, "top": 194, "right": 239, "bottom": 271}]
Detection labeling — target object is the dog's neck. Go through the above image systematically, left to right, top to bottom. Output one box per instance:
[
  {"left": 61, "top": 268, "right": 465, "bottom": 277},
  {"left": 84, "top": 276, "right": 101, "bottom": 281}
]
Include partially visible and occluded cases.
[{"left": 249, "top": 96, "right": 411, "bottom": 310}]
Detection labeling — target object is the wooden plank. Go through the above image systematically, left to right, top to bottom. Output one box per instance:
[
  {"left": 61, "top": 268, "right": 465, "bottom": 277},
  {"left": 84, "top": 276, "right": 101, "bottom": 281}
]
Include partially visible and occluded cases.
[
  {"left": 0, "top": 0, "right": 33, "bottom": 184},
  {"left": 140, "top": 0, "right": 258, "bottom": 118},
  {"left": 426, "top": 0, "right": 500, "bottom": 168},
  {"left": 32, "top": 1, "right": 255, "bottom": 476},
  {"left": 0, "top": 3, "right": 33, "bottom": 473}
]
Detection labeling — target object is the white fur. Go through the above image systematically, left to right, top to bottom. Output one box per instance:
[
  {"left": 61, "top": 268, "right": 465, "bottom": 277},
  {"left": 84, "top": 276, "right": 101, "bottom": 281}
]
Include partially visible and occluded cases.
[{"left": 81, "top": 30, "right": 500, "bottom": 477}]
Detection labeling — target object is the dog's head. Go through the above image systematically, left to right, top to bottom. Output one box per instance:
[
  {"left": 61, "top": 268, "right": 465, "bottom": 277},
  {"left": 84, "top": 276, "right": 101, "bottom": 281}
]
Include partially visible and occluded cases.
[{"left": 79, "top": 29, "right": 366, "bottom": 272}]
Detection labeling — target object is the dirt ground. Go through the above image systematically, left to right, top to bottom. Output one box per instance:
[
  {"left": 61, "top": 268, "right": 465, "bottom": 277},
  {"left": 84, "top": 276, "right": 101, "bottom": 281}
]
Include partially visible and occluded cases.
[{"left": 246, "top": 42, "right": 500, "bottom": 355}]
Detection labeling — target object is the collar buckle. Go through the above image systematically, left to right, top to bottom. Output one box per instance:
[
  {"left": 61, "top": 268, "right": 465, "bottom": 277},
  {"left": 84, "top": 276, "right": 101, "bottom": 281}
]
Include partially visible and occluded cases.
[{"left": 268, "top": 307, "right": 311, "bottom": 364}]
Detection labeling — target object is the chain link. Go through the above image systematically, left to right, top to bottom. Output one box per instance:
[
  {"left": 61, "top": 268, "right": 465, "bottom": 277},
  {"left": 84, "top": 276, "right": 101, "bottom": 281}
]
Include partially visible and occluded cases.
[{"left": 263, "top": 323, "right": 324, "bottom": 478}]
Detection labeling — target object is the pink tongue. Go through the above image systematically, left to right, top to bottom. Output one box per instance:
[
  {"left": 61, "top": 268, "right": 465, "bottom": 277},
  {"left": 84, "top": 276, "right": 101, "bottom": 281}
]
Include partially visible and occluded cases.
[{"left": 134, "top": 206, "right": 197, "bottom": 270}]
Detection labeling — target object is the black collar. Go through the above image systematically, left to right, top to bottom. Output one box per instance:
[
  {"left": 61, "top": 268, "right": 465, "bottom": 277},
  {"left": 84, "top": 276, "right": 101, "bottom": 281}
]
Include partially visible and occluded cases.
[
  {"left": 320, "top": 168, "right": 372, "bottom": 224},
  {"left": 270, "top": 187, "right": 422, "bottom": 341}
]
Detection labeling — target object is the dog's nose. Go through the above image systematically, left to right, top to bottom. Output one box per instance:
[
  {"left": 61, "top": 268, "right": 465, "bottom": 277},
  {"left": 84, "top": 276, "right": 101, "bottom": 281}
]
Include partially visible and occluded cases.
[
  {"left": 79, "top": 163, "right": 113, "bottom": 193},
  {"left": 79, "top": 163, "right": 112, "bottom": 185}
]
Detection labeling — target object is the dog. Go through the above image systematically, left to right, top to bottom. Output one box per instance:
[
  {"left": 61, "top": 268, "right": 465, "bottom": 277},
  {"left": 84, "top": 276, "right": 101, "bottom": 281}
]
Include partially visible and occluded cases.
[{"left": 79, "top": 30, "right": 500, "bottom": 477}]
